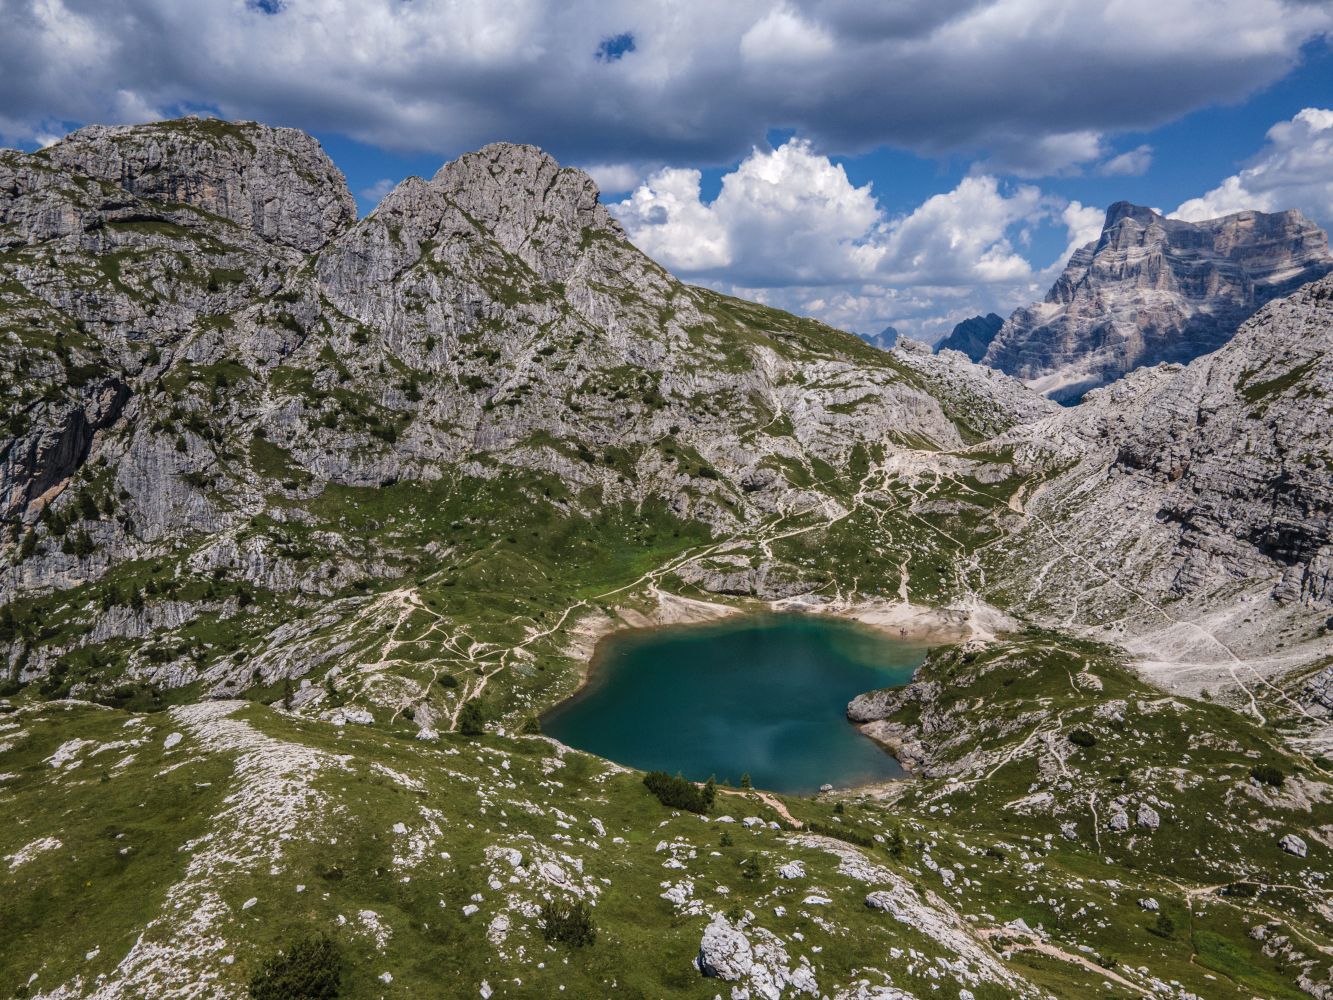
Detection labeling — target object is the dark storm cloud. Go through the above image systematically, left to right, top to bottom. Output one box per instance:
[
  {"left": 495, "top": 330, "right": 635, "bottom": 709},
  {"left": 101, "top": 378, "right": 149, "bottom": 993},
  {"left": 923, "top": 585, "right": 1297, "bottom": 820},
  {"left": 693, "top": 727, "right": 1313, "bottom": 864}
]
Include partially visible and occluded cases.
[{"left": 0, "top": 0, "right": 1328, "bottom": 175}]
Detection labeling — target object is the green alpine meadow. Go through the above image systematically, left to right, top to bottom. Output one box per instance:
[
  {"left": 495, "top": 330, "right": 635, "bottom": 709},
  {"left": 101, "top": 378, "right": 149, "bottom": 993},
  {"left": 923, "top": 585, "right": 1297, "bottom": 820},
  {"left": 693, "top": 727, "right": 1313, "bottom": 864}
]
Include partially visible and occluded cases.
[{"left": 2, "top": 94, "right": 1333, "bottom": 1000}]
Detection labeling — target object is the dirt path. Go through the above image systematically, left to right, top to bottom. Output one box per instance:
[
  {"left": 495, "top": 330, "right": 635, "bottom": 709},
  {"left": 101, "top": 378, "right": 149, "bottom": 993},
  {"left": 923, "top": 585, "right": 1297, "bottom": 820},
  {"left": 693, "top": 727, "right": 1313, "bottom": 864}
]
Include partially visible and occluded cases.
[
  {"left": 926, "top": 462, "right": 1312, "bottom": 724},
  {"left": 716, "top": 787, "right": 803, "bottom": 828},
  {"left": 978, "top": 926, "right": 1152, "bottom": 996}
]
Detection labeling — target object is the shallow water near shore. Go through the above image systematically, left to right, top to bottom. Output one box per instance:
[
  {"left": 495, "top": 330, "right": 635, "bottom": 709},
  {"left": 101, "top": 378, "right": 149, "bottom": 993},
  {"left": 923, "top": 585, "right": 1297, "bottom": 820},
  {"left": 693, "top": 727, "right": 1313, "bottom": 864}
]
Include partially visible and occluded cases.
[{"left": 542, "top": 613, "right": 930, "bottom": 795}]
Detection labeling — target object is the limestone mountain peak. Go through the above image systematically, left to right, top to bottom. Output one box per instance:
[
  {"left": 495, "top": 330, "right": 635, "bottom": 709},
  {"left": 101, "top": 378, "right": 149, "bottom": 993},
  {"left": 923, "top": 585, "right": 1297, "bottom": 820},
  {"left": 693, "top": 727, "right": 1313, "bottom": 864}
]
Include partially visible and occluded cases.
[
  {"left": 38, "top": 116, "right": 356, "bottom": 252},
  {"left": 981, "top": 199, "right": 1333, "bottom": 401},
  {"left": 1101, "top": 200, "right": 1160, "bottom": 229}
]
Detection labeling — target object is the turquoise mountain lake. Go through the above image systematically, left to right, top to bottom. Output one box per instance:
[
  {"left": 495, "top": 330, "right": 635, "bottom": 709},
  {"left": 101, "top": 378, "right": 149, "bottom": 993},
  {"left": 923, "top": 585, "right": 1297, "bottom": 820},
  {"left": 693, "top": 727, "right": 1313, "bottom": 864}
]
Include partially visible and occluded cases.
[{"left": 542, "top": 614, "right": 929, "bottom": 795}]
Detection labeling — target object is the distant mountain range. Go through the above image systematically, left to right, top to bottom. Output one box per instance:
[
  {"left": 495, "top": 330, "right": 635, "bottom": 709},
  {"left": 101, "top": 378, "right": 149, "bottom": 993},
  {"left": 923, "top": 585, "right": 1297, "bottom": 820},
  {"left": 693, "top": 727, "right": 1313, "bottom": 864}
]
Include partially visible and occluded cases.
[
  {"left": 931, "top": 202, "right": 1333, "bottom": 402},
  {"left": 933, "top": 313, "right": 1002, "bottom": 362},
  {"left": 864, "top": 325, "right": 898, "bottom": 350}
]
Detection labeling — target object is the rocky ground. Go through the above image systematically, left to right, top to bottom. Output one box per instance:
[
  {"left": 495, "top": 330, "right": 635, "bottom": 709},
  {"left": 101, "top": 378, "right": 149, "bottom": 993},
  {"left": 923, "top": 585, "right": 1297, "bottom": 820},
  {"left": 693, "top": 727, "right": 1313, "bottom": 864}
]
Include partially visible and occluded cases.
[{"left": 1, "top": 118, "right": 1332, "bottom": 998}]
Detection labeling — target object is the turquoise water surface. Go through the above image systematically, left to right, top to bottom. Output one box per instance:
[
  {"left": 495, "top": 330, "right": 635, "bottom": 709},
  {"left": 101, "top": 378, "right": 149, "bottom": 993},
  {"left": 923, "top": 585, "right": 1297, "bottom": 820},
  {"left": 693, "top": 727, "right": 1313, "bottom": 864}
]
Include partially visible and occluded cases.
[{"left": 542, "top": 614, "right": 928, "bottom": 795}]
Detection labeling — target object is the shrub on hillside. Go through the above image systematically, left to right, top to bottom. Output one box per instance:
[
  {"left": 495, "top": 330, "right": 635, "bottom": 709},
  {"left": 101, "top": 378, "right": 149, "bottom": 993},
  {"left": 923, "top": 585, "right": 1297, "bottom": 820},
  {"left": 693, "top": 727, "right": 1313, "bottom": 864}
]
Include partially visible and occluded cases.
[
  {"left": 458, "top": 699, "right": 486, "bottom": 736},
  {"left": 1067, "top": 729, "right": 1097, "bottom": 748},
  {"left": 1250, "top": 764, "right": 1285, "bottom": 788},
  {"left": 642, "top": 771, "right": 714, "bottom": 813},
  {"left": 885, "top": 824, "right": 908, "bottom": 859},
  {"left": 741, "top": 852, "right": 765, "bottom": 880},
  {"left": 539, "top": 898, "right": 596, "bottom": 947},
  {"left": 1146, "top": 913, "right": 1175, "bottom": 939},
  {"left": 249, "top": 934, "right": 341, "bottom": 1000}
]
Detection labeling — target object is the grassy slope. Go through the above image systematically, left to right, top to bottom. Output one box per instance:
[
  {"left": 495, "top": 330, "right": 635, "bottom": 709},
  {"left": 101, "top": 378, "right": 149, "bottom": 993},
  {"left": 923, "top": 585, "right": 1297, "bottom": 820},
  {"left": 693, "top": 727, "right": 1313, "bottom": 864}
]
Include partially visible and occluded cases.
[
  {"left": 3, "top": 130, "right": 1332, "bottom": 997},
  {"left": 8, "top": 626, "right": 1330, "bottom": 998},
  {"left": 858, "top": 631, "right": 1333, "bottom": 998}
]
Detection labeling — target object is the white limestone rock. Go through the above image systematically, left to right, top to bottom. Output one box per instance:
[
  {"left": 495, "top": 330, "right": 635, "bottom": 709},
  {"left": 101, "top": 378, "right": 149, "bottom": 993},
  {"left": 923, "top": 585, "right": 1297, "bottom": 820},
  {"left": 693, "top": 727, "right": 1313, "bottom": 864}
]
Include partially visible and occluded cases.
[
  {"left": 982, "top": 202, "right": 1332, "bottom": 402},
  {"left": 1280, "top": 833, "right": 1309, "bottom": 858},
  {"left": 697, "top": 914, "right": 753, "bottom": 981}
]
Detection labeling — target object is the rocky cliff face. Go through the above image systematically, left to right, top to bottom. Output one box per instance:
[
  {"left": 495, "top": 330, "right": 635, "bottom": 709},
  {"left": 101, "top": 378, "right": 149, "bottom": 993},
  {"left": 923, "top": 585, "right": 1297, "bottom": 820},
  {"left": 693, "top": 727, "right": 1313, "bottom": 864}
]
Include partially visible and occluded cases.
[
  {"left": 1, "top": 118, "right": 1046, "bottom": 696},
  {"left": 42, "top": 118, "right": 356, "bottom": 252},
  {"left": 982, "top": 203, "right": 1333, "bottom": 402},
  {"left": 982, "top": 274, "right": 1333, "bottom": 676},
  {"left": 934, "top": 313, "right": 1003, "bottom": 362},
  {"left": 892, "top": 337, "right": 1059, "bottom": 438}
]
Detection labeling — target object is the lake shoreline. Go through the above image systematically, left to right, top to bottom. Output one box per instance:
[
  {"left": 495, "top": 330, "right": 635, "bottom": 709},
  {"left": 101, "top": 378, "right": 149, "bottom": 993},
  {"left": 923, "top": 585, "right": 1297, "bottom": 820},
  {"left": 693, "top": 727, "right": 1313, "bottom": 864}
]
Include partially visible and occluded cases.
[
  {"left": 555, "top": 591, "right": 984, "bottom": 707},
  {"left": 543, "top": 592, "right": 991, "bottom": 794}
]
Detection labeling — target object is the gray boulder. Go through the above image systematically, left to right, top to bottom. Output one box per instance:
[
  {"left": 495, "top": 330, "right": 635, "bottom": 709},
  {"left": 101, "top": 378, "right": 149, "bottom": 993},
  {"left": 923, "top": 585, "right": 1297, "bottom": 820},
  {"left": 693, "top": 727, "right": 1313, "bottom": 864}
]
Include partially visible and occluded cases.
[
  {"left": 1280, "top": 833, "right": 1309, "bottom": 858},
  {"left": 697, "top": 914, "right": 753, "bottom": 981}
]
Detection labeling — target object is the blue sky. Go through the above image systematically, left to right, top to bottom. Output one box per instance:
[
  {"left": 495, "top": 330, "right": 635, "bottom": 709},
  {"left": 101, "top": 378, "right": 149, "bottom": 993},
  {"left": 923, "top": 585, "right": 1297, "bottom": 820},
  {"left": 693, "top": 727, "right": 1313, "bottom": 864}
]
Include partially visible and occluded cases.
[{"left": 3, "top": 1, "right": 1332, "bottom": 339}]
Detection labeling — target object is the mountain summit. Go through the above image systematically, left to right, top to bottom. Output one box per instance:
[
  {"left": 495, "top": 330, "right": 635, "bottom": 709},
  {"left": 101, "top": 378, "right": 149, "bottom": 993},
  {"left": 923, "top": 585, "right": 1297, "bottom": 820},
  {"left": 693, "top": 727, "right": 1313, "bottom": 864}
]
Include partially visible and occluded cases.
[
  {"left": 981, "top": 202, "right": 1333, "bottom": 401},
  {"left": 934, "top": 313, "right": 1003, "bottom": 362}
]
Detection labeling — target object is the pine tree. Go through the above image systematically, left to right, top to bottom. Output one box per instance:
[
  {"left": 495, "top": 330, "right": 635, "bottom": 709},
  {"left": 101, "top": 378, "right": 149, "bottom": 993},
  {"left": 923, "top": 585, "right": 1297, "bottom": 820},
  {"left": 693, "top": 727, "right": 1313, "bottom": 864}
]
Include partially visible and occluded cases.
[
  {"left": 458, "top": 699, "right": 486, "bottom": 736},
  {"left": 886, "top": 824, "right": 907, "bottom": 859},
  {"left": 741, "top": 852, "right": 764, "bottom": 880}
]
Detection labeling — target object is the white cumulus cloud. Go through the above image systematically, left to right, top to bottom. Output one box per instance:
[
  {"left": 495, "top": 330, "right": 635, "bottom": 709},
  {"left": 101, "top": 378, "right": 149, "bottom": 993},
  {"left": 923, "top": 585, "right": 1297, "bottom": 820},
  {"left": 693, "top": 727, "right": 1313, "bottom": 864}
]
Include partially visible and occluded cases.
[
  {"left": 0, "top": 0, "right": 1328, "bottom": 174},
  {"left": 739, "top": 6, "right": 836, "bottom": 65},
  {"left": 1173, "top": 108, "right": 1333, "bottom": 226},
  {"left": 980, "top": 130, "right": 1107, "bottom": 178},
  {"left": 613, "top": 139, "right": 1086, "bottom": 340},
  {"left": 614, "top": 140, "right": 878, "bottom": 284},
  {"left": 614, "top": 141, "right": 1049, "bottom": 289},
  {"left": 1098, "top": 144, "right": 1154, "bottom": 177},
  {"left": 580, "top": 163, "right": 644, "bottom": 196},
  {"left": 613, "top": 167, "right": 733, "bottom": 272},
  {"left": 872, "top": 175, "right": 1044, "bottom": 285},
  {"left": 357, "top": 178, "right": 397, "bottom": 207},
  {"left": 1047, "top": 200, "right": 1107, "bottom": 271}
]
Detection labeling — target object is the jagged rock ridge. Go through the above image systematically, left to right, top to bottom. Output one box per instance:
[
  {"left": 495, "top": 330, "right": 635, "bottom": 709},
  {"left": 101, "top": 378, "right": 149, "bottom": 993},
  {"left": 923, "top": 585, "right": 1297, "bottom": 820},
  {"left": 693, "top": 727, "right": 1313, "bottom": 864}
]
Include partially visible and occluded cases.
[
  {"left": 43, "top": 118, "right": 356, "bottom": 252},
  {"left": 0, "top": 119, "right": 1037, "bottom": 673},
  {"left": 982, "top": 202, "right": 1333, "bottom": 402},
  {"left": 982, "top": 273, "right": 1333, "bottom": 679},
  {"left": 934, "top": 313, "right": 1003, "bottom": 363}
]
